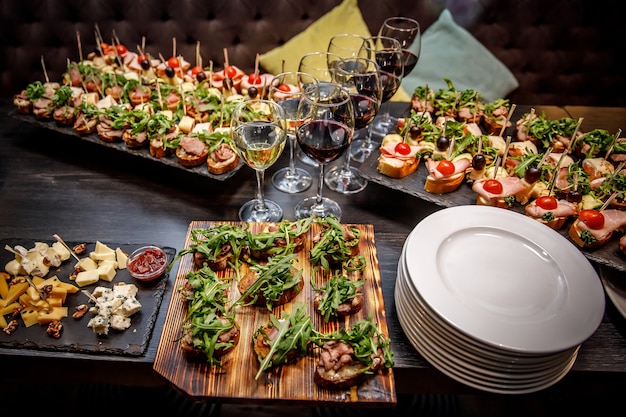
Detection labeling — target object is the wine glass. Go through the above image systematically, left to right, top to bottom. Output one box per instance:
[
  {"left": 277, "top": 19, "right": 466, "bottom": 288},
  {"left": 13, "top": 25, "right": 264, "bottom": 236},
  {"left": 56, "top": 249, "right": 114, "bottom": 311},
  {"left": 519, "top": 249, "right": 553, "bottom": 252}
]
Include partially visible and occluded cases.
[
  {"left": 372, "top": 17, "right": 421, "bottom": 135},
  {"left": 350, "top": 36, "right": 403, "bottom": 163},
  {"left": 295, "top": 51, "right": 343, "bottom": 168},
  {"left": 325, "top": 57, "right": 382, "bottom": 194},
  {"left": 269, "top": 72, "right": 317, "bottom": 193},
  {"left": 294, "top": 82, "right": 354, "bottom": 220},
  {"left": 231, "top": 99, "right": 287, "bottom": 222}
]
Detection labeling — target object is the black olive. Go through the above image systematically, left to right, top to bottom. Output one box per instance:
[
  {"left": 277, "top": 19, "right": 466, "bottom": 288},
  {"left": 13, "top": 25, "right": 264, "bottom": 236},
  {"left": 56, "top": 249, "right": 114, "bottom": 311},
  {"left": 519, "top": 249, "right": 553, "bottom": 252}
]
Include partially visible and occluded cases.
[
  {"left": 140, "top": 59, "right": 151, "bottom": 71},
  {"left": 165, "top": 66, "right": 175, "bottom": 78},
  {"left": 196, "top": 71, "right": 206, "bottom": 82},
  {"left": 224, "top": 77, "right": 234, "bottom": 90},
  {"left": 248, "top": 86, "right": 258, "bottom": 98},
  {"left": 409, "top": 125, "right": 422, "bottom": 140},
  {"left": 436, "top": 135, "right": 449, "bottom": 151},
  {"left": 472, "top": 153, "right": 486, "bottom": 171},
  {"left": 524, "top": 166, "right": 541, "bottom": 184},
  {"left": 567, "top": 189, "right": 583, "bottom": 203}
]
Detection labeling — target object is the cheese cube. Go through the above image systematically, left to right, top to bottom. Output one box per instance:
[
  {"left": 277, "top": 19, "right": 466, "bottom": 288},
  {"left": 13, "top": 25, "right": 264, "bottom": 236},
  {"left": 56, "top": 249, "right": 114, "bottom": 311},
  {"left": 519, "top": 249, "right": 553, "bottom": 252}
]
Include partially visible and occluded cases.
[
  {"left": 51, "top": 241, "right": 71, "bottom": 261},
  {"left": 115, "top": 248, "right": 128, "bottom": 270},
  {"left": 90, "top": 251, "right": 116, "bottom": 262},
  {"left": 76, "top": 257, "right": 98, "bottom": 272},
  {"left": 4, "top": 259, "right": 24, "bottom": 276},
  {"left": 97, "top": 260, "right": 117, "bottom": 282},
  {"left": 75, "top": 270, "right": 100, "bottom": 287},
  {"left": 113, "top": 297, "right": 142, "bottom": 318},
  {"left": 37, "top": 306, "right": 68, "bottom": 324},
  {"left": 20, "top": 308, "right": 39, "bottom": 327},
  {"left": 109, "top": 315, "right": 131, "bottom": 331}
]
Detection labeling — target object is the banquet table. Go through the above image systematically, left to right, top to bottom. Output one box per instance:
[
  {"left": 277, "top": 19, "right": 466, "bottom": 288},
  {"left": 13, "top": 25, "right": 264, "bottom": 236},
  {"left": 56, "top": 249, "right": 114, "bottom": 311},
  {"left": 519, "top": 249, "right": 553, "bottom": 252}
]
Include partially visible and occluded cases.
[{"left": 1, "top": 99, "right": 625, "bottom": 401}]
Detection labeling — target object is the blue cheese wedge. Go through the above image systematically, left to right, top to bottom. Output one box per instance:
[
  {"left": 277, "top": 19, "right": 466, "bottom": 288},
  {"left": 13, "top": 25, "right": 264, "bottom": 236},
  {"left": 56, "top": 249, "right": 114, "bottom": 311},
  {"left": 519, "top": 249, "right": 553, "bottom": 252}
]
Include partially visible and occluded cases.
[{"left": 86, "top": 282, "right": 142, "bottom": 335}]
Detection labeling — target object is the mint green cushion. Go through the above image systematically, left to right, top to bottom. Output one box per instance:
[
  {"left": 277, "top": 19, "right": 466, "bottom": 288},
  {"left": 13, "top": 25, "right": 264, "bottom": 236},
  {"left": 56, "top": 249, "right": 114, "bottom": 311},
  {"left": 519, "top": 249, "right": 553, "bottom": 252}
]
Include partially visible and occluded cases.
[{"left": 402, "top": 9, "right": 519, "bottom": 102}]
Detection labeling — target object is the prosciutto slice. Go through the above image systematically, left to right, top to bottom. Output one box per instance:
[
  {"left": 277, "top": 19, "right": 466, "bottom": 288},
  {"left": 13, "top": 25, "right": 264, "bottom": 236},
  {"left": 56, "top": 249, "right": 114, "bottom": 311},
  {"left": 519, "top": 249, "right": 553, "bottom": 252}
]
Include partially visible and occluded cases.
[
  {"left": 425, "top": 157, "right": 471, "bottom": 180},
  {"left": 472, "top": 176, "right": 526, "bottom": 200}
]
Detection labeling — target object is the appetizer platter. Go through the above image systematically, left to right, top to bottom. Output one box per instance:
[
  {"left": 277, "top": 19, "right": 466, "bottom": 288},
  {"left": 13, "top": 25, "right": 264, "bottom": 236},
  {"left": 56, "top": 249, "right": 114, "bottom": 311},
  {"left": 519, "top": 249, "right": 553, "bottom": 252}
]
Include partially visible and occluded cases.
[
  {"left": 9, "top": 32, "right": 280, "bottom": 181},
  {"left": 360, "top": 81, "right": 626, "bottom": 273},
  {"left": 153, "top": 219, "right": 396, "bottom": 406},
  {"left": 0, "top": 238, "right": 175, "bottom": 356}
]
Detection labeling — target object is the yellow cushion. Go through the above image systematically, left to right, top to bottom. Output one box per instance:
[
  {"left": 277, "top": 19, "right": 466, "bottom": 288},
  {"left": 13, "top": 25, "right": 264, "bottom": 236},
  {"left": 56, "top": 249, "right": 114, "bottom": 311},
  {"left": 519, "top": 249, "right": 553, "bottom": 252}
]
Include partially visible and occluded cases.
[
  {"left": 258, "top": 0, "right": 410, "bottom": 102},
  {"left": 259, "top": 0, "right": 370, "bottom": 75}
]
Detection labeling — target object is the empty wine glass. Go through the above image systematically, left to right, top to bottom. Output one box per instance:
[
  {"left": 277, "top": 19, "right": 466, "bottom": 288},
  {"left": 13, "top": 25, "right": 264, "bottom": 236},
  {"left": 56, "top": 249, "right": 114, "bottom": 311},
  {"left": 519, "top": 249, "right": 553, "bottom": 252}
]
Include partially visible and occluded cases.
[
  {"left": 371, "top": 17, "right": 421, "bottom": 135},
  {"left": 351, "top": 36, "right": 403, "bottom": 163},
  {"left": 295, "top": 51, "right": 343, "bottom": 167},
  {"left": 325, "top": 57, "right": 382, "bottom": 194},
  {"left": 269, "top": 72, "right": 317, "bottom": 193},
  {"left": 294, "top": 82, "right": 354, "bottom": 220},
  {"left": 231, "top": 99, "right": 287, "bottom": 222}
]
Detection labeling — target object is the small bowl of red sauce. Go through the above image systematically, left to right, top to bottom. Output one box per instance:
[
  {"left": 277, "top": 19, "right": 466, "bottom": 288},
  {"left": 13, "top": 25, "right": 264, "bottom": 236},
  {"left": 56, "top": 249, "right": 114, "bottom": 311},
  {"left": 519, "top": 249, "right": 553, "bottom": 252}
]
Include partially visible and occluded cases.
[{"left": 127, "top": 246, "right": 168, "bottom": 281}]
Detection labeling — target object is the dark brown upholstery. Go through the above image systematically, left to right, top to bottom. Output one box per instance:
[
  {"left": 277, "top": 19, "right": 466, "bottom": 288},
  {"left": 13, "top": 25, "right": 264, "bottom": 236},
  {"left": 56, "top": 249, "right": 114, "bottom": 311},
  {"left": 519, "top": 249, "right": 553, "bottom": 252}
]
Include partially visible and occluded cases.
[{"left": 1, "top": 0, "right": 624, "bottom": 106}]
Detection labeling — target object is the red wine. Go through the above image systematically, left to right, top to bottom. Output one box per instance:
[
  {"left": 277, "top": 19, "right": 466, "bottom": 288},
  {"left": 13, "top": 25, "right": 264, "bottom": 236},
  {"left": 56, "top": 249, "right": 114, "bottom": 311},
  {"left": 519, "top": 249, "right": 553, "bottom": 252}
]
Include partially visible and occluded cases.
[
  {"left": 402, "top": 50, "right": 419, "bottom": 75},
  {"left": 380, "top": 71, "right": 401, "bottom": 103},
  {"left": 351, "top": 93, "right": 378, "bottom": 129},
  {"left": 296, "top": 119, "right": 352, "bottom": 164}
]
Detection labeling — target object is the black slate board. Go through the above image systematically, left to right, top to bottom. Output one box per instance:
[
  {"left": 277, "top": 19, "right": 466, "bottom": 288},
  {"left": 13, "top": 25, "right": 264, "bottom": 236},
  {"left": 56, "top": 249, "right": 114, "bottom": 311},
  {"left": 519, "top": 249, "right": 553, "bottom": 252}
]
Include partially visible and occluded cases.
[
  {"left": 8, "top": 111, "right": 243, "bottom": 181},
  {"left": 359, "top": 152, "right": 626, "bottom": 273},
  {"left": 0, "top": 239, "right": 175, "bottom": 356}
]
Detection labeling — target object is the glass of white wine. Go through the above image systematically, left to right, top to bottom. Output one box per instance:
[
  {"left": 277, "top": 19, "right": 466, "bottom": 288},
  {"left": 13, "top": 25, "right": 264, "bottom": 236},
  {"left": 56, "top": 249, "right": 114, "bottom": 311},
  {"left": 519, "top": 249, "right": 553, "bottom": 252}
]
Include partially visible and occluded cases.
[{"left": 231, "top": 99, "right": 287, "bottom": 222}]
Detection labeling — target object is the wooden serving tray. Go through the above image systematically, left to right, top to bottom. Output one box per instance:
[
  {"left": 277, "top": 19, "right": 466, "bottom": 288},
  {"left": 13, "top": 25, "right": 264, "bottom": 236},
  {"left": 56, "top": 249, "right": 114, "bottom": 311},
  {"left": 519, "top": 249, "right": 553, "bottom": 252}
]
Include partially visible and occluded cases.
[{"left": 153, "top": 221, "right": 396, "bottom": 407}]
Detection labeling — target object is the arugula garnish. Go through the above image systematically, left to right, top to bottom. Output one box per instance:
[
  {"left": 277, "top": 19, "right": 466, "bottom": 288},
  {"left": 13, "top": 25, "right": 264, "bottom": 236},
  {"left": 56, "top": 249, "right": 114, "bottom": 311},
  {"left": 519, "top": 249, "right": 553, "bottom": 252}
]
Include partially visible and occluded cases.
[
  {"left": 310, "top": 215, "right": 365, "bottom": 274},
  {"left": 312, "top": 273, "right": 365, "bottom": 322},
  {"left": 253, "top": 303, "right": 312, "bottom": 380},
  {"left": 311, "top": 318, "right": 394, "bottom": 370}
]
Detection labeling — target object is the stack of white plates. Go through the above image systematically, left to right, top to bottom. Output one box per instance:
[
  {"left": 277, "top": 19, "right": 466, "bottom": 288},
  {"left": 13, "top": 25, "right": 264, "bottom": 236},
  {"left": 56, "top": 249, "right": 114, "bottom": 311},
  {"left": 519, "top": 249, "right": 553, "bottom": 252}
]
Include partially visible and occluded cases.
[{"left": 395, "top": 205, "right": 605, "bottom": 394}]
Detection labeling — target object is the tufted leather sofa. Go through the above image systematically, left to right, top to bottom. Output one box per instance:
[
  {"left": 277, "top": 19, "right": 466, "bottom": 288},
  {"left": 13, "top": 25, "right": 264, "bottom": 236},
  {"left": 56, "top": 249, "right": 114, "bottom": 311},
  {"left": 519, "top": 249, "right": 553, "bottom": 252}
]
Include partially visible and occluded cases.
[{"left": 1, "top": 0, "right": 625, "bottom": 106}]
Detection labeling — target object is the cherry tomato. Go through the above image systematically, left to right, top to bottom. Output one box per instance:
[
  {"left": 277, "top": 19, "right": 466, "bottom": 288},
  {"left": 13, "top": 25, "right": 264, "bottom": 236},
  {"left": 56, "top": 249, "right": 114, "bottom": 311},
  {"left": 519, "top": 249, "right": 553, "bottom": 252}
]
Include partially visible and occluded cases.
[
  {"left": 100, "top": 42, "right": 113, "bottom": 55},
  {"left": 116, "top": 44, "right": 128, "bottom": 55},
  {"left": 167, "top": 57, "right": 180, "bottom": 68},
  {"left": 224, "top": 65, "right": 238, "bottom": 78},
  {"left": 191, "top": 66, "right": 204, "bottom": 75},
  {"left": 247, "top": 74, "right": 262, "bottom": 84},
  {"left": 278, "top": 84, "right": 291, "bottom": 92},
  {"left": 397, "top": 118, "right": 406, "bottom": 130},
  {"left": 394, "top": 142, "right": 411, "bottom": 155},
  {"left": 436, "top": 160, "right": 455, "bottom": 176},
  {"left": 483, "top": 179, "right": 503, "bottom": 194},
  {"left": 536, "top": 195, "right": 558, "bottom": 210},
  {"left": 578, "top": 209, "right": 605, "bottom": 229}
]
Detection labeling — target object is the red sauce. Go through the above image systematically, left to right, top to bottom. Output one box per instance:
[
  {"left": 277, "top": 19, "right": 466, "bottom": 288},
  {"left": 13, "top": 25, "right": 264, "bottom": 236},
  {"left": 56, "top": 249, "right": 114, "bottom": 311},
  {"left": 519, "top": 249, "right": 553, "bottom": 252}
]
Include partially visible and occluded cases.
[{"left": 129, "top": 248, "right": 166, "bottom": 277}]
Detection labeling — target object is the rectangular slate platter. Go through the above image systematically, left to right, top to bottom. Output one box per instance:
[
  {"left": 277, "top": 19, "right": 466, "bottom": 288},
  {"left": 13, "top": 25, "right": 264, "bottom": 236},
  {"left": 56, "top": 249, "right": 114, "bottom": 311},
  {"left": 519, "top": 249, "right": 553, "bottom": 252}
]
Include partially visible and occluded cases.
[{"left": 0, "top": 238, "right": 175, "bottom": 356}]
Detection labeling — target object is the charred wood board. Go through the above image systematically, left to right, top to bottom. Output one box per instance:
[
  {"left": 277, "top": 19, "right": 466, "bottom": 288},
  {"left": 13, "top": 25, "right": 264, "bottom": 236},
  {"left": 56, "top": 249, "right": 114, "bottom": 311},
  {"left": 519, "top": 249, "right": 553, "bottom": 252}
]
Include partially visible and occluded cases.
[{"left": 153, "top": 221, "right": 396, "bottom": 407}]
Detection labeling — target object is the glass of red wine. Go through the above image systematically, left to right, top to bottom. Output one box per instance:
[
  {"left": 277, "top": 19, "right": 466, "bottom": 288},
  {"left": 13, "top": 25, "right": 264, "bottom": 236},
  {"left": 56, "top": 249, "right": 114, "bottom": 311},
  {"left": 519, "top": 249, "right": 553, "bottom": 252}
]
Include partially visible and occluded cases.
[
  {"left": 371, "top": 17, "right": 421, "bottom": 136},
  {"left": 350, "top": 36, "right": 403, "bottom": 163},
  {"left": 325, "top": 57, "right": 382, "bottom": 194},
  {"left": 294, "top": 82, "right": 355, "bottom": 220}
]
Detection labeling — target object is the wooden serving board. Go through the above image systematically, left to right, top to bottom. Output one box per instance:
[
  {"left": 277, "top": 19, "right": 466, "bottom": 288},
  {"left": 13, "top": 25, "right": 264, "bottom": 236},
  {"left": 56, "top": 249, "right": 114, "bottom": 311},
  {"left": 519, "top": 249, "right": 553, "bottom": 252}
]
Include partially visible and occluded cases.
[{"left": 153, "top": 221, "right": 396, "bottom": 407}]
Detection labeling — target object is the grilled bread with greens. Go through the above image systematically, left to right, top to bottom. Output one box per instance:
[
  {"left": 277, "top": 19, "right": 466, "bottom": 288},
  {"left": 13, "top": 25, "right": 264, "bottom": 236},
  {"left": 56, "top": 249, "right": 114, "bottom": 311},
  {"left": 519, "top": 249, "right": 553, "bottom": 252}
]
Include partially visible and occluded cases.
[{"left": 312, "top": 273, "right": 365, "bottom": 322}]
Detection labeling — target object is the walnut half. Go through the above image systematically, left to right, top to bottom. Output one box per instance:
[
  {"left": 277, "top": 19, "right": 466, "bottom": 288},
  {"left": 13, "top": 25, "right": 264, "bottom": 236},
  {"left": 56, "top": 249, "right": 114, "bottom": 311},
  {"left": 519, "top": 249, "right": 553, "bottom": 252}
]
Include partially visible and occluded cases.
[
  {"left": 73, "top": 304, "right": 89, "bottom": 319},
  {"left": 46, "top": 320, "right": 63, "bottom": 339}
]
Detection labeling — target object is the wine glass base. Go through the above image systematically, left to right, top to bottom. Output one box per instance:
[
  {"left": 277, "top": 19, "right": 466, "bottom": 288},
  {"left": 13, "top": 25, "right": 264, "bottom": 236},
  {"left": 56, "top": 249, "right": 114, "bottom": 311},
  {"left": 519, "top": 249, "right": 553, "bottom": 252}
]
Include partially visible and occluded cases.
[
  {"left": 371, "top": 115, "right": 399, "bottom": 137},
  {"left": 350, "top": 138, "right": 379, "bottom": 163},
  {"left": 296, "top": 148, "right": 320, "bottom": 167},
  {"left": 324, "top": 165, "right": 368, "bottom": 194},
  {"left": 272, "top": 167, "right": 313, "bottom": 193},
  {"left": 294, "top": 196, "right": 342, "bottom": 220},
  {"left": 238, "top": 199, "right": 283, "bottom": 223}
]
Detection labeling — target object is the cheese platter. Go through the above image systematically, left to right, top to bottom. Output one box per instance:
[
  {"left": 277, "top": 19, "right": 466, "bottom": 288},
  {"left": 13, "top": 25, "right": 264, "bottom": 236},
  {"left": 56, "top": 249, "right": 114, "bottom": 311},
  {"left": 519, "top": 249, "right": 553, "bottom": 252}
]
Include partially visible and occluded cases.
[{"left": 0, "top": 238, "right": 175, "bottom": 356}]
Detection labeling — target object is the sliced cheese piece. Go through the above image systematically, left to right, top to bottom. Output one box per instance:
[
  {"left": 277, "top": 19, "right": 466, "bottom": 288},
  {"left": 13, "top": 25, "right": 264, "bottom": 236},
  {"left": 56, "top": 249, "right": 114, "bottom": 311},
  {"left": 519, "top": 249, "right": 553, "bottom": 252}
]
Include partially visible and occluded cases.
[
  {"left": 51, "top": 241, "right": 71, "bottom": 261},
  {"left": 115, "top": 248, "right": 128, "bottom": 270},
  {"left": 75, "top": 257, "right": 98, "bottom": 272},
  {"left": 97, "top": 260, "right": 117, "bottom": 282},
  {"left": 75, "top": 270, "right": 100, "bottom": 287},
  {"left": 0, "top": 272, "right": 9, "bottom": 298},
  {"left": 0, "top": 301, "right": 21, "bottom": 316},
  {"left": 37, "top": 306, "right": 68, "bottom": 324},
  {"left": 20, "top": 307, "right": 39, "bottom": 327}
]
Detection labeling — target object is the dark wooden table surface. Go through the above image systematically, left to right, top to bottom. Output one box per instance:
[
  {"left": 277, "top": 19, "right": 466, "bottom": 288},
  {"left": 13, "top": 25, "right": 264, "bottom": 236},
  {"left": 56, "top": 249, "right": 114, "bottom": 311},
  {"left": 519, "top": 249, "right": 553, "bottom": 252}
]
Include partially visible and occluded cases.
[{"left": 1, "top": 100, "right": 625, "bottom": 399}]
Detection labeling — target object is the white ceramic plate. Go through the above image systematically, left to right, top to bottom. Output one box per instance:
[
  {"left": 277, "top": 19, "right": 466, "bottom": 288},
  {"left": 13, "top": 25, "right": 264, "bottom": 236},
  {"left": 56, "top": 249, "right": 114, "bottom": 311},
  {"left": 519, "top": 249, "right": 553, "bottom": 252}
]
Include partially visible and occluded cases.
[{"left": 404, "top": 206, "right": 605, "bottom": 353}]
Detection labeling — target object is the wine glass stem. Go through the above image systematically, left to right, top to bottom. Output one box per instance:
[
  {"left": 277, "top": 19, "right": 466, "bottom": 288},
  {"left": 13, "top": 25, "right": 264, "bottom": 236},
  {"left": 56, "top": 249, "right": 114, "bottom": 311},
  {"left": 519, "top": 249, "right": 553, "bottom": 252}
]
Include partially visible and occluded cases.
[
  {"left": 381, "top": 102, "right": 391, "bottom": 123},
  {"left": 287, "top": 134, "right": 297, "bottom": 177},
  {"left": 342, "top": 144, "right": 354, "bottom": 175},
  {"left": 316, "top": 164, "right": 326, "bottom": 206},
  {"left": 254, "top": 169, "right": 268, "bottom": 213}
]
